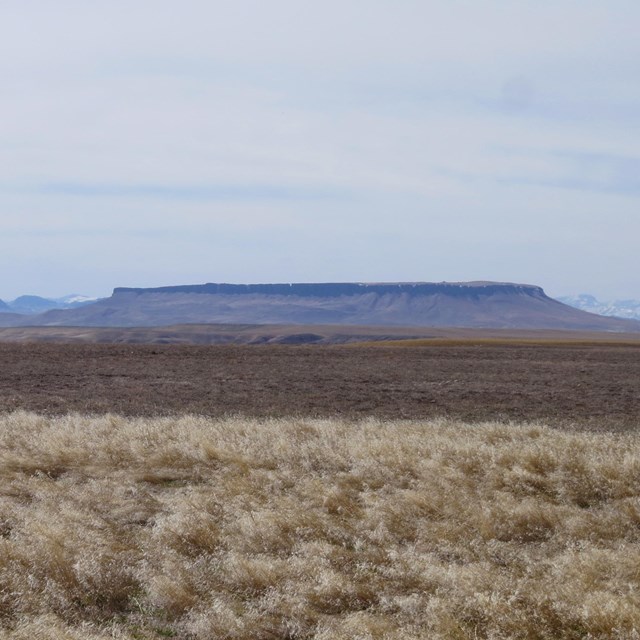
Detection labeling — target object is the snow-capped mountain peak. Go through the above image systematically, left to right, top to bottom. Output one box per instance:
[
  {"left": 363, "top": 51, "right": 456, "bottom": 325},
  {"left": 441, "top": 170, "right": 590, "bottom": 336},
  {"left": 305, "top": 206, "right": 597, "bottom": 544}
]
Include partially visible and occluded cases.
[
  {"left": 0, "top": 294, "right": 103, "bottom": 315},
  {"left": 55, "top": 294, "right": 100, "bottom": 305},
  {"left": 558, "top": 295, "right": 640, "bottom": 320}
]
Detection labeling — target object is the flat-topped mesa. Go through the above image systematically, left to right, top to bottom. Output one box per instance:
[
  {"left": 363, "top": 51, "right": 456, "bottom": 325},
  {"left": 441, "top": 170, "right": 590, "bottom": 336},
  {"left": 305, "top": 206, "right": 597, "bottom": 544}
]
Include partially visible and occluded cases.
[
  {"left": 4, "top": 280, "right": 639, "bottom": 331},
  {"left": 112, "top": 281, "right": 549, "bottom": 299}
]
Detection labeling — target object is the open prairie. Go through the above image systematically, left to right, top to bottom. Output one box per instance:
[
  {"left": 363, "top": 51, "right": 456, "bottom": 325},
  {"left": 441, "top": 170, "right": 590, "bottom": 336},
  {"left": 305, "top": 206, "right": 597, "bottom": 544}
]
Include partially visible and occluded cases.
[
  {"left": 1, "top": 341, "right": 640, "bottom": 638},
  {"left": 0, "top": 342, "right": 639, "bottom": 428}
]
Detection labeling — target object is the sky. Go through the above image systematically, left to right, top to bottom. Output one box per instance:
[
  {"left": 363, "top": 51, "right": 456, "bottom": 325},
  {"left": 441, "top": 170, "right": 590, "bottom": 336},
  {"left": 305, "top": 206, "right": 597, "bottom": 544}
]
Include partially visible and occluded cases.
[{"left": 1, "top": 1, "right": 639, "bottom": 301}]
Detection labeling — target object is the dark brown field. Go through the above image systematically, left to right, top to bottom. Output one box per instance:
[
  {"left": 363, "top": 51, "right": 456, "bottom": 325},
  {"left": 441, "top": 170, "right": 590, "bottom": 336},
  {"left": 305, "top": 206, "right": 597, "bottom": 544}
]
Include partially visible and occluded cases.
[{"left": 1, "top": 342, "right": 639, "bottom": 429}]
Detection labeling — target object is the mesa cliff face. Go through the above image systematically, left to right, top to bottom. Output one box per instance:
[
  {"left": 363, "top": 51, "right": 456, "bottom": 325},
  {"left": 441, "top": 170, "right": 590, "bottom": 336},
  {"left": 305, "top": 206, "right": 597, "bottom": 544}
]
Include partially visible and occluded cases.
[
  {"left": 3, "top": 281, "right": 637, "bottom": 331},
  {"left": 113, "top": 281, "right": 547, "bottom": 300}
]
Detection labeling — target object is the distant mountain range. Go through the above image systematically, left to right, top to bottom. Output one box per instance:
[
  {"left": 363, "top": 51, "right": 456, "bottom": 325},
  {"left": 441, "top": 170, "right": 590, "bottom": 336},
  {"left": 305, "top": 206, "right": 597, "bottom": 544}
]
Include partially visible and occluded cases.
[
  {"left": 0, "top": 281, "right": 638, "bottom": 332},
  {"left": 0, "top": 294, "right": 100, "bottom": 315},
  {"left": 558, "top": 294, "right": 640, "bottom": 321}
]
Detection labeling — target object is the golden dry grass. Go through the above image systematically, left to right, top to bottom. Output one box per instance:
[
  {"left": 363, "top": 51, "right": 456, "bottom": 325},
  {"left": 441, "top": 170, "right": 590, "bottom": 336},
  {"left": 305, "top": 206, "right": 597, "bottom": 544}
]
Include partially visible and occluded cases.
[{"left": 0, "top": 413, "right": 639, "bottom": 638}]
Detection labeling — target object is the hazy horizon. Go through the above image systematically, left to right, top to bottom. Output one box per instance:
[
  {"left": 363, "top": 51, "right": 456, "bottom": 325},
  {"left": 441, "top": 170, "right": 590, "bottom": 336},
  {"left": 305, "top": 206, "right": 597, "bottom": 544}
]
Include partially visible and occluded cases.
[{"left": 1, "top": 2, "right": 638, "bottom": 301}]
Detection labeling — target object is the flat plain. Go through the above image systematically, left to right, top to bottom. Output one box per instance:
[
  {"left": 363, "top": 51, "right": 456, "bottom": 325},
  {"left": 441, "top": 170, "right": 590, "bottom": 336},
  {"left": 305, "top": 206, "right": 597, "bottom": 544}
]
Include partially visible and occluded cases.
[
  {"left": 2, "top": 339, "right": 640, "bottom": 639},
  {"left": 0, "top": 341, "right": 639, "bottom": 428}
]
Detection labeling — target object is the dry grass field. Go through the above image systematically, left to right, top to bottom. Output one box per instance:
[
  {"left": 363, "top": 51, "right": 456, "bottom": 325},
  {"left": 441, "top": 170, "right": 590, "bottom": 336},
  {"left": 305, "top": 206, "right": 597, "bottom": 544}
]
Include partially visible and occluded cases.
[
  {"left": 1, "top": 342, "right": 639, "bottom": 638},
  {"left": 1, "top": 412, "right": 639, "bottom": 639}
]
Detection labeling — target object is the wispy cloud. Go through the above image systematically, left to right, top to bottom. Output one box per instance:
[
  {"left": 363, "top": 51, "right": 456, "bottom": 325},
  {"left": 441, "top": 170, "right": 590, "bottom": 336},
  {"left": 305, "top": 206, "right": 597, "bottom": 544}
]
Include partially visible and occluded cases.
[
  {"left": 494, "top": 148, "right": 640, "bottom": 197},
  {"left": 549, "top": 150, "right": 640, "bottom": 195},
  {"left": 22, "top": 183, "right": 351, "bottom": 202}
]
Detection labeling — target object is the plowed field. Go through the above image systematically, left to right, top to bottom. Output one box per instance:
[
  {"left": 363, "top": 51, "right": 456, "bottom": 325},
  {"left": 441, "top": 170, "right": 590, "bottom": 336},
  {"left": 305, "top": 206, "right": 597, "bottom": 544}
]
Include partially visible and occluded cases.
[{"left": 1, "top": 343, "right": 639, "bottom": 429}]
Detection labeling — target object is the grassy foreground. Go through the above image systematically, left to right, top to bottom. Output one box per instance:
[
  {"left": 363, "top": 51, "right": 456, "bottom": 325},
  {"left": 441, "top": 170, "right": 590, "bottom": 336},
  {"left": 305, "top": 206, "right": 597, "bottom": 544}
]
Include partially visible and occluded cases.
[{"left": 0, "top": 414, "right": 639, "bottom": 639}]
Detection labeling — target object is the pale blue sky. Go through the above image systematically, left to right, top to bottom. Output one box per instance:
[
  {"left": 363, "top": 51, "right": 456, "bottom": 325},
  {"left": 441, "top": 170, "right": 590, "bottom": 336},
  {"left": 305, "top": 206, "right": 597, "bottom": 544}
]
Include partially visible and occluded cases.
[{"left": 1, "top": 1, "right": 639, "bottom": 300}]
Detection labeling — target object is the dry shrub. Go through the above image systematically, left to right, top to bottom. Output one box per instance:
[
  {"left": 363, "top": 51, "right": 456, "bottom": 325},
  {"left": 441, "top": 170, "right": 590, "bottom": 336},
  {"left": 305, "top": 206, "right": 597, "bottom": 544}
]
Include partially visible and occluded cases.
[{"left": 0, "top": 412, "right": 638, "bottom": 638}]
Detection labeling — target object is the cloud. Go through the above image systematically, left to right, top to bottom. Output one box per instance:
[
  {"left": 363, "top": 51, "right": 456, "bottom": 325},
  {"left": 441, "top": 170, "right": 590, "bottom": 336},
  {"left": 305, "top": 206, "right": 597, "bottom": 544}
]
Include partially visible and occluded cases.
[
  {"left": 494, "top": 149, "right": 640, "bottom": 197},
  {"left": 548, "top": 151, "right": 640, "bottom": 195},
  {"left": 24, "top": 182, "right": 350, "bottom": 202}
]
